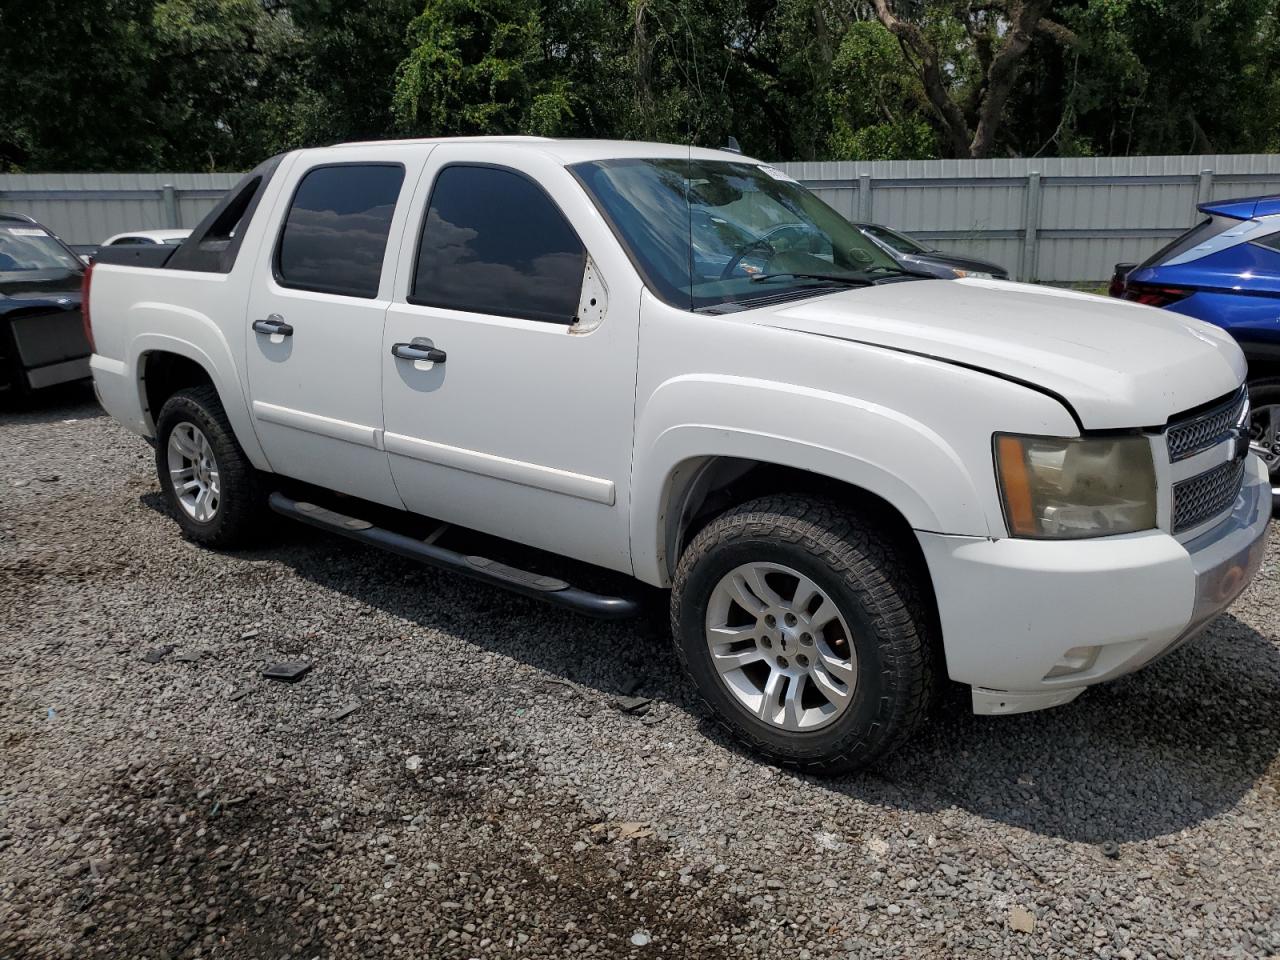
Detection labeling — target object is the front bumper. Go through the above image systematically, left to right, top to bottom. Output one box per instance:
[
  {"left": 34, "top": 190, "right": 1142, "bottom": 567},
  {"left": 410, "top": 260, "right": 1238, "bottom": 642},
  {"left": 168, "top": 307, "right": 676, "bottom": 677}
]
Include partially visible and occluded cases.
[{"left": 918, "top": 454, "right": 1271, "bottom": 715}]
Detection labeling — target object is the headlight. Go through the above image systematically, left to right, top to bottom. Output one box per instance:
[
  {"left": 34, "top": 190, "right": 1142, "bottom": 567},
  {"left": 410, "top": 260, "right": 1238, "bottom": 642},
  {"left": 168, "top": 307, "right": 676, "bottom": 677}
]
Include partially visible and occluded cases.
[{"left": 994, "top": 434, "right": 1157, "bottom": 539}]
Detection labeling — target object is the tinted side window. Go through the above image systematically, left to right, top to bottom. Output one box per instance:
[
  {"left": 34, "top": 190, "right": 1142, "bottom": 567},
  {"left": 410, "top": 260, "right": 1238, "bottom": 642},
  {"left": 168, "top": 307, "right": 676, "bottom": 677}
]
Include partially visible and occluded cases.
[
  {"left": 276, "top": 164, "right": 404, "bottom": 298},
  {"left": 412, "top": 166, "right": 586, "bottom": 324},
  {"left": 1139, "top": 215, "right": 1237, "bottom": 268},
  {"left": 1252, "top": 231, "right": 1280, "bottom": 253}
]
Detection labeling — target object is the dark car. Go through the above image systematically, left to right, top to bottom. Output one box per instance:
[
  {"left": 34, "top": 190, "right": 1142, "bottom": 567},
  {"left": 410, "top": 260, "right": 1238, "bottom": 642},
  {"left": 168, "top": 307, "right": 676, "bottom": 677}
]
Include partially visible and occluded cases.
[
  {"left": 0, "top": 213, "right": 92, "bottom": 400},
  {"left": 854, "top": 222, "right": 1010, "bottom": 280}
]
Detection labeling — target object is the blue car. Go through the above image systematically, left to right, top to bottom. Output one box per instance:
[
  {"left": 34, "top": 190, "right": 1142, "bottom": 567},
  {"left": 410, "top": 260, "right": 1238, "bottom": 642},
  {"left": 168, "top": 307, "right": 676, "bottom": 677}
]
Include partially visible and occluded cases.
[{"left": 1111, "top": 194, "right": 1280, "bottom": 507}]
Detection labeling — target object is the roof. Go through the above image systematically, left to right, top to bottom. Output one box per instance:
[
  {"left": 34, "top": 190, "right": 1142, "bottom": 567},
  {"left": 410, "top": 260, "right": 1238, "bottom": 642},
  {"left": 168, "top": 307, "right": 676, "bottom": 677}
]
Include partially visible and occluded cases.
[
  {"left": 325, "top": 136, "right": 758, "bottom": 166},
  {"left": 1197, "top": 193, "right": 1280, "bottom": 220}
]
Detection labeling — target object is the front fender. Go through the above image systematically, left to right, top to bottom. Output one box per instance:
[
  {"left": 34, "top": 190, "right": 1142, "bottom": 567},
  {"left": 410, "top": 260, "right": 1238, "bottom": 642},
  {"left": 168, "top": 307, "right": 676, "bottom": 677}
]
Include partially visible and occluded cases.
[{"left": 630, "top": 374, "right": 989, "bottom": 586}]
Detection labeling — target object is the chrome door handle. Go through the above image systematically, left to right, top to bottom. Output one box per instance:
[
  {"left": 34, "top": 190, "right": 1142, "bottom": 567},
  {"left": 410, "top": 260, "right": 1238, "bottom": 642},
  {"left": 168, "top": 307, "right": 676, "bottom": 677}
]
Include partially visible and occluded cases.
[
  {"left": 252, "top": 314, "right": 293, "bottom": 337},
  {"left": 391, "top": 341, "right": 446, "bottom": 363}
]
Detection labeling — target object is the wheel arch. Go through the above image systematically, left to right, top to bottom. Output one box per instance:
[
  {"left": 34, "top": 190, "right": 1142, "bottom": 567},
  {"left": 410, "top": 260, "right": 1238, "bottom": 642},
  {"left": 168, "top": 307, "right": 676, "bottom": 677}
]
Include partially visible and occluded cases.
[
  {"left": 131, "top": 333, "right": 270, "bottom": 470},
  {"left": 638, "top": 444, "right": 947, "bottom": 591}
]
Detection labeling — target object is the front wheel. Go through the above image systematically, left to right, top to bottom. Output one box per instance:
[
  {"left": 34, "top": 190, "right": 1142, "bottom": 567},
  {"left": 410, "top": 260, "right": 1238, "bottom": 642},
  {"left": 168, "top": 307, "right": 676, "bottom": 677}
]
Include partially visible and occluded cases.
[
  {"left": 1247, "top": 378, "right": 1280, "bottom": 512},
  {"left": 155, "top": 385, "right": 264, "bottom": 548},
  {"left": 670, "top": 495, "right": 936, "bottom": 773}
]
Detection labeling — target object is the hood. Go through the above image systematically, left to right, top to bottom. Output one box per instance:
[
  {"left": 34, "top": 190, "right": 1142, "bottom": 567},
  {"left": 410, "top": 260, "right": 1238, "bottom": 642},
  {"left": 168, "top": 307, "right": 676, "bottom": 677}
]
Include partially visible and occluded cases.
[
  {"left": 905, "top": 252, "right": 1009, "bottom": 278},
  {"left": 0, "top": 270, "right": 83, "bottom": 315},
  {"left": 760, "top": 278, "right": 1245, "bottom": 429}
]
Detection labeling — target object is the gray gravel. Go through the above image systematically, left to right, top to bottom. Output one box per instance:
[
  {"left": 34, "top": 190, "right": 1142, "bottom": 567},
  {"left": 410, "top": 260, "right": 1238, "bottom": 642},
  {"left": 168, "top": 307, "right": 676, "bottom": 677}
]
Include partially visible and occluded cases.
[{"left": 2, "top": 390, "right": 1278, "bottom": 959}]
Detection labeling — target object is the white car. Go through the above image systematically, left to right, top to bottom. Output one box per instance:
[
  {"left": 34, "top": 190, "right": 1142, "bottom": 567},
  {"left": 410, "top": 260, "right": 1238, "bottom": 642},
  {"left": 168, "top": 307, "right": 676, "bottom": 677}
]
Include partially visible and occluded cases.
[
  {"left": 84, "top": 138, "right": 1271, "bottom": 771},
  {"left": 101, "top": 229, "right": 191, "bottom": 248}
]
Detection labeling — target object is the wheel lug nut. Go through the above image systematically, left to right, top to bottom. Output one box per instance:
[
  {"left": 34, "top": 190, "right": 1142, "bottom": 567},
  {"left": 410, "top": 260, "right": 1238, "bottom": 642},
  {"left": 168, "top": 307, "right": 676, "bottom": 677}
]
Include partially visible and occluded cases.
[
  {"left": 784, "top": 613, "right": 797, "bottom": 626},
  {"left": 764, "top": 614, "right": 776, "bottom": 627},
  {"left": 800, "top": 633, "right": 813, "bottom": 645},
  {"left": 761, "top": 637, "right": 772, "bottom": 649},
  {"left": 796, "top": 654, "right": 809, "bottom": 668},
  {"left": 776, "top": 656, "right": 788, "bottom": 668}
]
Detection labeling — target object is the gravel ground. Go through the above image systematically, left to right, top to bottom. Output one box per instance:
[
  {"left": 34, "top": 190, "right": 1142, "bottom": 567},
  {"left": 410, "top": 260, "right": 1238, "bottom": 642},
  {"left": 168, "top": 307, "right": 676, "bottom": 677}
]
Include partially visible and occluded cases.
[{"left": 2, "top": 390, "right": 1278, "bottom": 960}]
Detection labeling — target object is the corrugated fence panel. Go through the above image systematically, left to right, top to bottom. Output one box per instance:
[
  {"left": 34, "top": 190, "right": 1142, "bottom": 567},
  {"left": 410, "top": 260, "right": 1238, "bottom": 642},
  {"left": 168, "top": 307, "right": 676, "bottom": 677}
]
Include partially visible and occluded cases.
[
  {"left": 777, "top": 153, "right": 1280, "bottom": 282},
  {"left": 5, "top": 156, "right": 1280, "bottom": 279},
  {"left": 0, "top": 172, "right": 241, "bottom": 246}
]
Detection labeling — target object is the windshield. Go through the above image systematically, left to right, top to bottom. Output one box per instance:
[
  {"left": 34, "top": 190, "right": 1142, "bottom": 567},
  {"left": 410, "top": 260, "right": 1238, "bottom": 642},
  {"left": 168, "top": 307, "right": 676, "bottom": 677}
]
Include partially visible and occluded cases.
[
  {"left": 571, "top": 159, "right": 909, "bottom": 310},
  {"left": 862, "top": 223, "right": 929, "bottom": 255},
  {"left": 0, "top": 224, "right": 82, "bottom": 280}
]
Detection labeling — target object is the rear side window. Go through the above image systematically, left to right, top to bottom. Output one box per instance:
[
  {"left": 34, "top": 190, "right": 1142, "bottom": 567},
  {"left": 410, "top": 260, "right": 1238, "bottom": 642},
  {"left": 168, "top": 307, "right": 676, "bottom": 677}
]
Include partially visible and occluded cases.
[
  {"left": 276, "top": 164, "right": 405, "bottom": 298},
  {"left": 411, "top": 165, "right": 586, "bottom": 324},
  {"left": 1140, "top": 215, "right": 1239, "bottom": 268},
  {"left": 1252, "top": 231, "right": 1280, "bottom": 253}
]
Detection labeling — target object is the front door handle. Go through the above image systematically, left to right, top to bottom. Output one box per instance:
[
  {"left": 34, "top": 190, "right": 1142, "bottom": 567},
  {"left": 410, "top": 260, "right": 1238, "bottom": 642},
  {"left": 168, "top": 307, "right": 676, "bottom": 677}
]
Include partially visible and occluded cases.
[
  {"left": 252, "top": 314, "right": 293, "bottom": 337},
  {"left": 392, "top": 341, "right": 446, "bottom": 364}
]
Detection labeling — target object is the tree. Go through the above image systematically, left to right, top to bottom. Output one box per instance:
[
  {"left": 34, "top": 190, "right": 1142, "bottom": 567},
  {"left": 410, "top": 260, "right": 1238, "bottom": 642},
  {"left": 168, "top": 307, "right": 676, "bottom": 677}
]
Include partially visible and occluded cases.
[
  {"left": 287, "top": 0, "right": 420, "bottom": 146},
  {"left": 870, "top": 0, "right": 1067, "bottom": 158}
]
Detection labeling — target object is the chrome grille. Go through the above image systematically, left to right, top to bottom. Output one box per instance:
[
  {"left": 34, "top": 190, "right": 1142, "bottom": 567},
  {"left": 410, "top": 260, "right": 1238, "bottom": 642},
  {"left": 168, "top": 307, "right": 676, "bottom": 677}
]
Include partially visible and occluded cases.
[
  {"left": 1165, "top": 387, "right": 1248, "bottom": 461},
  {"left": 1172, "top": 458, "right": 1246, "bottom": 533}
]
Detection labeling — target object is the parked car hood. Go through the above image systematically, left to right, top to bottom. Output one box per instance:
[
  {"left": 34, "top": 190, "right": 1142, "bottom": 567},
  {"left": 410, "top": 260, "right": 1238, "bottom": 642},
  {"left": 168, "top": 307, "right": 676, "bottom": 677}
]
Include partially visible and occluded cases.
[
  {"left": 904, "top": 251, "right": 1008, "bottom": 278},
  {"left": 0, "top": 270, "right": 83, "bottom": 317},
  {"left": 761, "top": 278, "right": 1245, "bottom": 429}
]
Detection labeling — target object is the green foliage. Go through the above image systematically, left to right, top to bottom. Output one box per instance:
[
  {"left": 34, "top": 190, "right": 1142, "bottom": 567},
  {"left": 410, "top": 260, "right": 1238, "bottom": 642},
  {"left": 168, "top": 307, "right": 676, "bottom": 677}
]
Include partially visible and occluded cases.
[
  {"left": 1, "top": 0, "right": 1278, "bottom": 171},
  {"left": 825, "top": 22, "right": 939, "bottom": 160}
]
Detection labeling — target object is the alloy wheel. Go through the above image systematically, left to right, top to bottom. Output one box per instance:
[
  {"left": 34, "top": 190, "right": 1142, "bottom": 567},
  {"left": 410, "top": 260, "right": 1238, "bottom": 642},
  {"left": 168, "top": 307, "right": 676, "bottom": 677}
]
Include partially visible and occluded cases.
[
  {"left": 1251, "top": 402, "right": 1280, "bottom": 494},
  {"left": 166, "top": 421, "right": 220, "bottom": 523},
  {"left": 704, "top": 562, "right": 858, "bottom": 731}
]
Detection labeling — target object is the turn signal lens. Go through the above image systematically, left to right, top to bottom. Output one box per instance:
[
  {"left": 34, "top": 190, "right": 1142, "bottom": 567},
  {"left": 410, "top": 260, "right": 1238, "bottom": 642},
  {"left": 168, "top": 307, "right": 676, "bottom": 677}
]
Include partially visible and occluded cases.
[
  {"left": 80, "top": 261, "right": 95, "bottom": 352},
  {"left": 994, "top": 433, "right": 1157, "bottom": 539}
]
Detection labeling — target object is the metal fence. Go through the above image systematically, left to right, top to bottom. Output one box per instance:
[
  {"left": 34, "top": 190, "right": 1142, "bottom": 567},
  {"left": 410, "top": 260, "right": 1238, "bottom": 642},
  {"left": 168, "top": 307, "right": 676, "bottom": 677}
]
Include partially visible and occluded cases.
[
  {"left": 4, "top": 154, "right": 1280, "bottom": 281},
  {"left": 776, "top": 155, "right": 1280, "bottom": 282},
  {"left": 0, "top": 172, "right": 241, "bottom": 250}
]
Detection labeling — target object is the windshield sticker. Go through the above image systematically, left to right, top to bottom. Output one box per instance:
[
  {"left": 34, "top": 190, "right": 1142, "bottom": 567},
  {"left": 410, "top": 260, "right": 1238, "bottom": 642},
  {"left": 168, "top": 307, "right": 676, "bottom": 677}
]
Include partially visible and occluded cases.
[
  {"left": 758, "top": 165, "right": 800, "bottom": 184},
  {"left": 6, "top": 227, "right": 48, "bottom": 237}
]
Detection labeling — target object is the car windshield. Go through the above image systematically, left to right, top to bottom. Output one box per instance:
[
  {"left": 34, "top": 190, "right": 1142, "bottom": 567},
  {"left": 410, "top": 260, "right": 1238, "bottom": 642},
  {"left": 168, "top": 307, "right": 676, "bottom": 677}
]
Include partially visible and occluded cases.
[
  {"left": 571, "top": 158, "right": 909, "bottom": 310},
  {"left": 862, "top": 223, "right": 930, "bottom": 255},
  {"left": 0, "top": 224, "right": 82, "bottom": 280}
]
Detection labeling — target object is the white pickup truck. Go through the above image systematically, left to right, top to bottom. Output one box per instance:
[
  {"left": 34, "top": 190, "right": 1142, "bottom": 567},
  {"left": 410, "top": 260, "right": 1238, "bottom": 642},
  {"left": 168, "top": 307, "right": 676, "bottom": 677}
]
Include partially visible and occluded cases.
[{"left": 87, "top": 138, "right": 1271, "bottom": 771}]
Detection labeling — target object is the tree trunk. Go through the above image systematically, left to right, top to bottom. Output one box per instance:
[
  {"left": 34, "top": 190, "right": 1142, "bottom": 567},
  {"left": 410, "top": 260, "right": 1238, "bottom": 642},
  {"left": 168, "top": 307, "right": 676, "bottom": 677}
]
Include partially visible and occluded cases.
[
  {"left": 871, "top": 0, "right": 1054, "bottom": 159},
  {"left": 871, "top": 0, "right": 972, "bottom": 157},
  {"left": 969, "top": 0, "right": 1054, "bottom": 158}
]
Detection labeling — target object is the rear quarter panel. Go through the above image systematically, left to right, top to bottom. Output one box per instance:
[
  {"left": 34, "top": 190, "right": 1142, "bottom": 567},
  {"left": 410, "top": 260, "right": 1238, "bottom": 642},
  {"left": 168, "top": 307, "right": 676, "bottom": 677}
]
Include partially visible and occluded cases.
[
  {"left": 88, "top": 153, "right": 299, "bottom": 468},
  {"left": 89, "top": 265, "right": 270, "bottom": 468}
]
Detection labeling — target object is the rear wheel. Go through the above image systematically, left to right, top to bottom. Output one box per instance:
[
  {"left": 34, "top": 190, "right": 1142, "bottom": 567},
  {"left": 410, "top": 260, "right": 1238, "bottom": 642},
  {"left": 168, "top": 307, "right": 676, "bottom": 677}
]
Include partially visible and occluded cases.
[
  {"left": 1247, "top": 378, "right": 1280, "bottom": 512},
  {"left": 155, "top": 385, "right": 264, "bottom": 548},
  {"left": 670, "top": 495, "right": 935, "bottom": 773}
]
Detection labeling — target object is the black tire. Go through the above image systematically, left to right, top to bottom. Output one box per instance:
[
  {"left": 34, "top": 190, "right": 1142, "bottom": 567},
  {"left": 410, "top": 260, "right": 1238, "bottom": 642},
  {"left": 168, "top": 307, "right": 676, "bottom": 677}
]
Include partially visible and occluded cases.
[
  {"left": 1246, "top": 377, "right": 1280, "bottom": 515},
  {"left": 155, "top": 385, "right": 264, "bottom": 548},
  {"left": 670, "top": 495, "right": 936, "bottom": 773}
]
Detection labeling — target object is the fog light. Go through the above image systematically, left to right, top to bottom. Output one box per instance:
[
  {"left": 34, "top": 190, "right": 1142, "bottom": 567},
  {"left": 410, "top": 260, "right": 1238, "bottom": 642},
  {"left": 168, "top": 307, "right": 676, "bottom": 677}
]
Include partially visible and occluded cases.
[{"left": 1043, "top": 645, "right": 1101, "bottom": 680}]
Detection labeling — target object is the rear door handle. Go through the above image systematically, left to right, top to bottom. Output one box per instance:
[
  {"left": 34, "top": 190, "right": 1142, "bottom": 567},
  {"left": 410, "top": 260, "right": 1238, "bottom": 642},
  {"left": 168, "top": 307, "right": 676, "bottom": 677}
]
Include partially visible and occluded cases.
[
  {"left": 252, "top": 314, "right": 293, "bottom": 337},
  {"left": 392, "top": 341, "right": 446, "bottom": 364}
]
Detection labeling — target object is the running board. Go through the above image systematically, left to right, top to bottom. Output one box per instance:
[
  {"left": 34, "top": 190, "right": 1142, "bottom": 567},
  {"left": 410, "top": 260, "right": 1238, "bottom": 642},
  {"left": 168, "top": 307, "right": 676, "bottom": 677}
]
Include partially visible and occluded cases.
[{"left": 268, "top": 492, "right": 641, "bottom": 620}]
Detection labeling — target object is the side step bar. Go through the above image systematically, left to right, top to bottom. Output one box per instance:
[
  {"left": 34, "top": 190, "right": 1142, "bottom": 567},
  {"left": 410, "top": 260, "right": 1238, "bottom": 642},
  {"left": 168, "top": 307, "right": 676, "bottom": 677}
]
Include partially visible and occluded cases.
[{"left": 268, "top": 492, "right": 641, "bottom": 620}]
